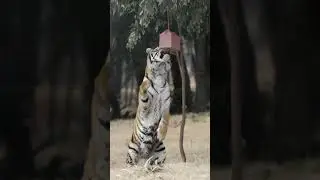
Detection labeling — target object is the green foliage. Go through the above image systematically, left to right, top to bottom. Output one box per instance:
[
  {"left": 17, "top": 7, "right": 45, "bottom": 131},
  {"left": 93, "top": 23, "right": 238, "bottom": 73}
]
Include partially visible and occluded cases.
[{"left": 111, "top": 0, "right": 209, "bottom": 51}]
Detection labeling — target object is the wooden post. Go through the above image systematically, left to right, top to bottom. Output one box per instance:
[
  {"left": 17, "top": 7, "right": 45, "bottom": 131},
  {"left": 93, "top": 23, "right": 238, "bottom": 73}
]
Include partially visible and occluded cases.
[{"left": 176, "top": 51, "right": 186, "bottom": 162}]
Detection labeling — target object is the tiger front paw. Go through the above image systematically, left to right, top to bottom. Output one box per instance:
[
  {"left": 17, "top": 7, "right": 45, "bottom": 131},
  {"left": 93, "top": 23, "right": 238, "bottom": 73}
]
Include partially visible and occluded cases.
[{"left": 139, "top": 80, "right": 150, "bottom": 95}]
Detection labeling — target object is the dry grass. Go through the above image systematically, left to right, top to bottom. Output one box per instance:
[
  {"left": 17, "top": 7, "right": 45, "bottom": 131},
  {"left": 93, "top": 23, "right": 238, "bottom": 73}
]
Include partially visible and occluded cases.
[{"left": 110, "top": 112, "right": 210, "bottom": 180}]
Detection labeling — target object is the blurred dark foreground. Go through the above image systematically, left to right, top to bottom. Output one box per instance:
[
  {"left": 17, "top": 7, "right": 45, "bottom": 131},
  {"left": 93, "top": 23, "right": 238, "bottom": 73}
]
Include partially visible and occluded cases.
[{"left": 0, "top": 0, "right": 108, "bottom": 179}]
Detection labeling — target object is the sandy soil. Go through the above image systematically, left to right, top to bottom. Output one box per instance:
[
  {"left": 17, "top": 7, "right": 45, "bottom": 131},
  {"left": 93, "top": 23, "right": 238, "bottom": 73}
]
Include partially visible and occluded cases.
[{"left": 110, "top": 112, "right": 210, "bottom": 180}]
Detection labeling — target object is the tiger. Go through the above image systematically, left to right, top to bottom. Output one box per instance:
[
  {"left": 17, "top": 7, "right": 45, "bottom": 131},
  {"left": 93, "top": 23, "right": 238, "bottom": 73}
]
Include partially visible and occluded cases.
[{"left": 126, "top": 47, "right": 173, "bottom": 170}]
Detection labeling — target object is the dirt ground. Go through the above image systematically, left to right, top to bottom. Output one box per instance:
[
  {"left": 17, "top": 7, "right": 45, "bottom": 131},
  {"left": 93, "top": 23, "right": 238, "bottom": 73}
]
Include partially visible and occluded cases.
[{"left": 110, "top": 112, "right": 210, "bottom": 180}]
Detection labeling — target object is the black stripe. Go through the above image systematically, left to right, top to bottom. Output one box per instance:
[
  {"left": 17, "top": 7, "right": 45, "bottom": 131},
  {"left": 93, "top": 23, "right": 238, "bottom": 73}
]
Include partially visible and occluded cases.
[
  {"left": 154, "top": 49, "right": 159, "bottom": 58},
  {"left": 148, "top": 54, "right": 152, "bottom": 63},
  {"left": 146, "top": 74, "right": 152, "bottom": 81},
  {"left": 146, "top": 74, "right": 153, "bottom": 82},
  {"left": 146, "top": 75, "right": 158, "bottom": 94},
  {"left": 161, "top": 81, "right": 167, "bottom": 88},
  {"left": 151, "top": 83, "right": 158, "bottom": 93},
  {"left": 148, "top": 91, "right": 154, "bottom": 98},
  {"left": 164, "top": 95, "right": 170, "bottom": 102},
  {"left": 141, "top": 97, "right": 148, "bottom": 103},
  {"left": 136, "top": 117, "right": 154, "bottom": 138},
  {"left": 136, "top": 117, "right": 142, "bottom": 127},
  {"left": 136, "top": 118, "right": 148, "bottom": 136},
  {"left": 136, "top": 123, "right": 151, "bottom": 139},
  {"left": 137, "top": 123, "right": 146, "bottom": 135},
  {"left": 134, "top": 127, "right": 143, "bottom": 142},
  {"left": 138, "top": 128, "right": 148, "bottom": 136},
  {"left": 145, "top": 131, "right": 153, "bottom": 136},
  {"left": 143, "top": 140, "right": 153, "bottom": 144},
  {"left": 156, "top": 141, "right": 163, "bottom": 148},
  {"left": 128, "top": 145, "right": 139, "bottom": 154},
  {"left": 154, "top": 147, "right": 165, "bottom": 153},
  {"left": 127, "top": 154, "right": 132, "bottom": 161},
  {"left": 161, "top": 157, "right": 166, "bottom": 163}
]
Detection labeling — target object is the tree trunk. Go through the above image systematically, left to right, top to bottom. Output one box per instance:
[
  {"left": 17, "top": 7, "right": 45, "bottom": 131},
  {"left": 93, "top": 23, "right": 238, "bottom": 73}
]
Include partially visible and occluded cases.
[
  {"left": 218, "top": 0, "right": 244, "bottom": 179},
  {"left": 241, "top": 0, "right": 276, "bottom": 159},
  {"left": 181, "top": 37, "right": 196, "bottom": 96},
  {"left": 194, "top": 37, "right": 210, "bottom": 112}
]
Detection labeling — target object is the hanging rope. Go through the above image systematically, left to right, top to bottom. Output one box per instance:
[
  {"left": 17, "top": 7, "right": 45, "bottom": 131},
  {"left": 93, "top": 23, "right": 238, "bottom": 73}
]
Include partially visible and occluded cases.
[{"left": 167, "top": 11, "right": 170, "bottom": 30}]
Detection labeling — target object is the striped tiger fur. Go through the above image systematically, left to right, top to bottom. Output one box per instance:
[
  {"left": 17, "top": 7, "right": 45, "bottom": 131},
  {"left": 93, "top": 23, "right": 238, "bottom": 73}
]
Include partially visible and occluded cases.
[{"left": 126, "top": 47, "right": 172, "bottom": 170}]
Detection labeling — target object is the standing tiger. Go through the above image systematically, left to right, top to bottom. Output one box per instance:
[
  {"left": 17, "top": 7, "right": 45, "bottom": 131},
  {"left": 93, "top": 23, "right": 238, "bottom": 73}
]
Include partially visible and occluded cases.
[{"left": 126, "top": 47, "right": 173, "bottom": 170}]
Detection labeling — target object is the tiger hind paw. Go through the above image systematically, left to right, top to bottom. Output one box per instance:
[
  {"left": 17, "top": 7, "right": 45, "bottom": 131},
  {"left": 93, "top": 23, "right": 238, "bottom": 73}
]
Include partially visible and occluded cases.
[{"left": 144, "top": 156, "right": 165, "bottom": 171}]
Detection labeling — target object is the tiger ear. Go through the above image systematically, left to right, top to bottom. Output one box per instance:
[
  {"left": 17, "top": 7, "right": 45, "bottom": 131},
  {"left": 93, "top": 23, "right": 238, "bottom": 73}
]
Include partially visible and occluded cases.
[{"left": 146, "top": 48, "right": 152, "bottom": 54}]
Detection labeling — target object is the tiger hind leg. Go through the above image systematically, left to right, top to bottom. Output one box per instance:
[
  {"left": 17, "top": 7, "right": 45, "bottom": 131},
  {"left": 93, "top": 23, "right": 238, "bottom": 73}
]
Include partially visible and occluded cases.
[
  {"left": 126, "top": 141, "right": 140, "bottom": 166},
  {"left": 144, "top": 141, "right": 166, "bottom": 171}
]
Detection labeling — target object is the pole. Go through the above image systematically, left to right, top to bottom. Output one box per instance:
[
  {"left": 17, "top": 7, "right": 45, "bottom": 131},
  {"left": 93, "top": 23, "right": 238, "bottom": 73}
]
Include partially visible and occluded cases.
[{"left": 176, "top": 51, "right": 186, "bottom": 162}]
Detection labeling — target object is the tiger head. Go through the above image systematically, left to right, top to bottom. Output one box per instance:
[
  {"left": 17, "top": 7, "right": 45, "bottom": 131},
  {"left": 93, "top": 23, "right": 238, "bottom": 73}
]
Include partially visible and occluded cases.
[{"left": 145, "top": 47, "right": 172, "bottom": 86}]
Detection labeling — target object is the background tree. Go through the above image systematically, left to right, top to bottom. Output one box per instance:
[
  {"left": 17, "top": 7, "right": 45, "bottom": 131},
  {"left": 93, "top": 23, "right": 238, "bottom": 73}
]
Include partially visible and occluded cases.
[{"left": 110, "top": 0, "right": 210, "bottom": 115}]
